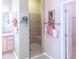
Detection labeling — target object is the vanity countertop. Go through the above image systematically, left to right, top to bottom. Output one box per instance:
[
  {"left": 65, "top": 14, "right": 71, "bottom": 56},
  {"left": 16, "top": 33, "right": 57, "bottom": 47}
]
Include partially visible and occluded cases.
[{"left": 2, "top": 32, "right": 14, "bottom": 36}]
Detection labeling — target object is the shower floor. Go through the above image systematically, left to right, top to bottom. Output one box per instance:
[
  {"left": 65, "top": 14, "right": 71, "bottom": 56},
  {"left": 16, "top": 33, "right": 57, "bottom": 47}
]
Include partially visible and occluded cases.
[{"left": 30, "top": 43, "right": 42, "bottom": 57}]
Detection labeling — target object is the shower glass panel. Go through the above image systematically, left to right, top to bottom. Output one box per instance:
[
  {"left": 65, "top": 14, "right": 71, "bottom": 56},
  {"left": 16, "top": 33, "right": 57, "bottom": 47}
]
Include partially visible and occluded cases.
[
  {"left": 29, "top": 0, "right": 43, "bottom": 58},
  {"left": 29, "top": 13, "right": 42, "bottom": 57}
]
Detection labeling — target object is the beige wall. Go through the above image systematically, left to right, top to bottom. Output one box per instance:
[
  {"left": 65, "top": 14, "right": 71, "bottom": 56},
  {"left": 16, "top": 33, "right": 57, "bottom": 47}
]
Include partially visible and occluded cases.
[{"left": 29, "top": 0, "right": 41, "bottom": 14}]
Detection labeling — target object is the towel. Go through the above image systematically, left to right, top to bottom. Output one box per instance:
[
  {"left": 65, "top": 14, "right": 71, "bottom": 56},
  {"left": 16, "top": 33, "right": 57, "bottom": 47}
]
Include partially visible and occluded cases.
[{"left": 46, "top": 24, "right": 53, "bottom": 36}]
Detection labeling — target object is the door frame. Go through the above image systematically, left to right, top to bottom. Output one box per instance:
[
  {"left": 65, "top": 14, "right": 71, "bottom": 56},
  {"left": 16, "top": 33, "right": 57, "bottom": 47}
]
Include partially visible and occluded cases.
[
  {"left": 40, "top": 0, "right": 45, "bottom": 53},
  {"left": 60, "top": 0, "right": 75, "bottom": 59}
]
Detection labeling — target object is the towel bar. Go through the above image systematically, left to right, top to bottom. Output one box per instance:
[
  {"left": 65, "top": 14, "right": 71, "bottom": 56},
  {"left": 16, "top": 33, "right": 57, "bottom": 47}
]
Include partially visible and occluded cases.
[{"left": 44, "top": 22, "right": 61, "bottom": 25}]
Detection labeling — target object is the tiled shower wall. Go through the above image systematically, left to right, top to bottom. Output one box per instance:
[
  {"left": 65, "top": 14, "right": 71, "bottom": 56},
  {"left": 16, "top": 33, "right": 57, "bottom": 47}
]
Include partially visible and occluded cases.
[{"left": 29, "top": 13, "right": 42, "bottom": 45}]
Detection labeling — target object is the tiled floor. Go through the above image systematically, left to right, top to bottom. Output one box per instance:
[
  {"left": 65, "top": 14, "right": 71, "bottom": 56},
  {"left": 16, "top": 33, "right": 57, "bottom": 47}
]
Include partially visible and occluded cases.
[
  {"left": 2, "top": 52, "right": 16, "bottom": 59},
  {"left": 2, "top": 52, "right": 49, "bottom": 59},
  {"left": 33, "top": 55, "right": 49, "bottom": 59}
]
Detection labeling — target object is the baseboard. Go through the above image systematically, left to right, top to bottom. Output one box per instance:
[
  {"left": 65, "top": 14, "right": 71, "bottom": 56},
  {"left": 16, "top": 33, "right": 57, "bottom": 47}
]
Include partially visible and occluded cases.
[
  {"left": 13, "top": 51, "right": 18, "bottom": 59},
  {"left": 25, "top": 52, "right": 54, "bottom": 59},
  {"left": 43, "top": 52, "right": 54, "bottom": 59},
  {"left": 25, "top": 54, "right": 43, "bottom": 59},
  {"left": 31, "top": 54, "right": 43, "bottom": 59}
]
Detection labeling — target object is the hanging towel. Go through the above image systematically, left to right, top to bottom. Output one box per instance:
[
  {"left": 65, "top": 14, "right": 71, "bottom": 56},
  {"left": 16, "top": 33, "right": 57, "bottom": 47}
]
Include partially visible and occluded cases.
[
  {"left": 12, "top": 18, "right": 17, "bottom": 27},
  {"left": 46, "top": 23, "right": 53, "bottom": 36},
  {"left": 46, "top": 24, "right": 57, "bottom": 37}
]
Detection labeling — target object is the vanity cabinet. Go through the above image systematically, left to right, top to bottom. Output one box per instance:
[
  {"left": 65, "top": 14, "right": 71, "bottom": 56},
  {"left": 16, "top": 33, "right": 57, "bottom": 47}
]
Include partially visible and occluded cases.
[{"left": 2, "top": 33, "right": 14, "bottom": 53}]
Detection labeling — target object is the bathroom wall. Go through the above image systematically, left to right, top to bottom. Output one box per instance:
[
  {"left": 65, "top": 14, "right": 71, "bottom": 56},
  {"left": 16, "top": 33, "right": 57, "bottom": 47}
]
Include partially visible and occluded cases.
[
  {"left": 2, "top": 0, "right": 12, "bottom": 33},
  {"left": 3, "top": 0, "right": 12, "bottom": 12},
  {"left": 12, "top": 0, "right": 19, "bottom": 58},
  {"left": 12, "top": 0, "right": 30, "bottom": 59},
  {"left": 19, "top": 0, "right": 29, "bottom": 59},
  {"left": 44, "top": 0, "right": 75, "bottom": 59},
  {"left": 44, "top": 0, "right": 61, "bottom": 59}
]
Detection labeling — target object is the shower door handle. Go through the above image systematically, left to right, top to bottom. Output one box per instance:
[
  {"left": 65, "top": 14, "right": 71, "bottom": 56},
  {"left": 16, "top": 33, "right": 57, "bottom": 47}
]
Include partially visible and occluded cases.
[{"left": 44, "top": 22, "right": 61, "bottom": 25}]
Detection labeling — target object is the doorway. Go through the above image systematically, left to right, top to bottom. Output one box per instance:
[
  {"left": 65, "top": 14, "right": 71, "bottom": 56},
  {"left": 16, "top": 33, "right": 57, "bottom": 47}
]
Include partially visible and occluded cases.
[
  {"left": 29, "top": 0, "right": 43, "bottom": 57},
  {"left": 63, "top": 1, "right": 76, "bottom": 59}
]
